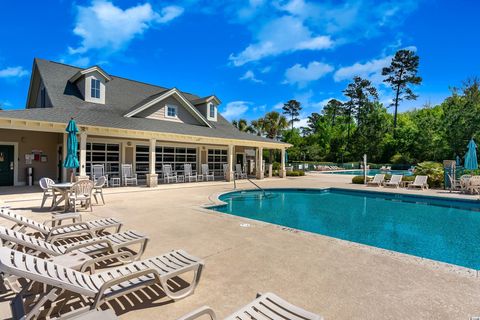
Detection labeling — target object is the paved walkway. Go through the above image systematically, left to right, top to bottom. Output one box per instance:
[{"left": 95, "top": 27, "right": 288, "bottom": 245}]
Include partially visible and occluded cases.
[{"left": 0, "top": 174, "right": 479, "bottom": 319}]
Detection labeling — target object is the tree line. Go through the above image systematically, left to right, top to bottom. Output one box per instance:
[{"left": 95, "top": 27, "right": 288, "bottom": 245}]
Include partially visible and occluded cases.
[{"left": 232, "top": 49, "right": 480, "bottom": 164}]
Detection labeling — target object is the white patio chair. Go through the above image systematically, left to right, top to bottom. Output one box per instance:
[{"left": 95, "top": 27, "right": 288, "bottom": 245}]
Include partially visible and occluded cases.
[
  {"left": 235, "top": 163, "right": 247, "bottom": 179},
  {"left": 91, "top": 164, "right": 108, "bottom": 187},
  {"left": 121, "top": 164, "right": 138, "bottom": 186},
  {"left": 163, "top": 164, "right": 178, "bottom": 183},
  {"left": 184, "top": 164, "right": 197, "bottom": 182},
  {"left": 201, "top": 164, "right": 214, "bottom": 181},
  {"left": 367, "top": 174, "right": 385, "bottom": 187},
  {"left": 384, "top": 174, "right": 403, "bottom": 188},
  {"left": 460, "top": 174, "right": 472, "bottom": 193},
  {"left": 408, "top": 175, "right": 429, "bottom": 190},
  {"left": 466, "top": 175, "right": 480, "bottom": 194},
  {"left": 93, "top": 176, "right": 106, "bottom": 204},
  {"left": 39, "top": 177, "right": 56, "bottom": 208},
  {"left": 68, "top": 180, "right": 94, "bottom": 212},
  {"left": 0, "top": 208, "right": 122, "bottom": 242},
  {"left": 0, "top": 246, "right": 203, "bottom": 320},
  {"left": 178, "top": 292, "right": 323, "bottom": 320}
]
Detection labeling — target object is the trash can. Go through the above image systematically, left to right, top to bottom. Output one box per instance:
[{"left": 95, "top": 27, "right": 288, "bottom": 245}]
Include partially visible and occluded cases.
[{"left": 26, "top": 167, "right": 34, "bottom": 186}]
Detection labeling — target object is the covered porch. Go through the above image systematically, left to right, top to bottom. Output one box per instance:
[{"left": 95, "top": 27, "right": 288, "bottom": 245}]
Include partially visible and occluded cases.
[{"left": 0, "top": 118, "right": 288, "bottom": 187}]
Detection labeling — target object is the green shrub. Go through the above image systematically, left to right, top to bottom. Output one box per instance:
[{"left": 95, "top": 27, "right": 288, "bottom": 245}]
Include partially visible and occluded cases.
[
  {"left": 390, "top": 153, "right": 412, "bottom": 164},
  {"left": 414, "top": 161, "right": 444, "bottom": 188},
  {"left": 272, "top": 162, "right": 280, "bottom": 170},
  {"left": 286, "top": 170, "right": 305, "bottom": 176},
  {"left": 352, "top": 175, "right": 371, "bottom": 184},
  {"left": 402, "top": 175, "right": 415, "bottom": 182}
]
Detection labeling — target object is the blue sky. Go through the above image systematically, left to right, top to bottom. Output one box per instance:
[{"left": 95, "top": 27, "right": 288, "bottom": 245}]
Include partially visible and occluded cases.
[{"left": 0, "top": 0, "right": 479, "bottom": 127}]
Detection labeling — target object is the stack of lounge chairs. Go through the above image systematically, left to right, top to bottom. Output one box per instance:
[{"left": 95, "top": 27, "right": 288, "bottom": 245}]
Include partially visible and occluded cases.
[{"left": 0, "top": 207, "right": 322, "bottom": 319}]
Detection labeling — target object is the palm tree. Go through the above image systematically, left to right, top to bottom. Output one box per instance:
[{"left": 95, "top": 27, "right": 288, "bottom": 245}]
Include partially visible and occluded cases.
[
  {"left": 262, "top": 111, "right": 288, "bottom": 162},
  {"left": 250, "top": 118, "right": 265, "bottom": 136},
  {"left": 232, "top": 119, "right": 253, "bottom": 133}
]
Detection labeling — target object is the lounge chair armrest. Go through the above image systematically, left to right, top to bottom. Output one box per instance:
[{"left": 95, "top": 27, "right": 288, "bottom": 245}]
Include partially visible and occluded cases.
[
  {"left": 44, "top": 213, "right": 82, "bottom": 226},
  {"left": 50, "top": 221, "right": 91, "bottom": 232},
  {"left": 64, "top": 239, "right": 114, "bottom": 253},
  {"left": 80, "top": 251, "right": 134, "bottom": 273},
  {"left": 93, "top": 268, "right": 161, "bottom": 308},
  {"left": 177, "top": 306, "right": 217, "bottom": 320}
]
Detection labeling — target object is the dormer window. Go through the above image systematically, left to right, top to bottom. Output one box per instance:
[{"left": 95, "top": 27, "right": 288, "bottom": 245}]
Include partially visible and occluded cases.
[
  {"left": 91, "top": 79, "right": 101, "bottom": 99},
  {"left": 207, "top": 102, "right": 217, "bottom": 121},
  {"left": 209, "top": 103, "right": 215, "bottom": 118},
  {"left": 166, "top": 104, "right": 177, "bottom": 118}
]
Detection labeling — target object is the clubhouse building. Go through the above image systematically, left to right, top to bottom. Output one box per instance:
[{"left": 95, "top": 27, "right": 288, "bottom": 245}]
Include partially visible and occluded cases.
[{"left": 0, "top": 58, "right": 289, "bottom": 186}]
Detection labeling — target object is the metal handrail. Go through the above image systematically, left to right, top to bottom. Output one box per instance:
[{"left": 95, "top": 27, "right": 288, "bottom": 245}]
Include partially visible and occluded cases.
[{"left": 231, "top": 169, "right": 266, "bottom": 196}]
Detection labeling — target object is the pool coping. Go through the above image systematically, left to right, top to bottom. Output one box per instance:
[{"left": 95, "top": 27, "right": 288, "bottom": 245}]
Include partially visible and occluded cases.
[{"left": 202, "top": 187, "right": 480, "bottom": 279}]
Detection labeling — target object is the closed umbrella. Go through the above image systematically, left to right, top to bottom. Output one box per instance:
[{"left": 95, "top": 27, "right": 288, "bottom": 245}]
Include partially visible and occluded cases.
[
  {"left": 63, "top": 118, "right": 79, "bottom": 182},
  {"left": 464, "top": 138, "right": 478, "bottom": 170},
  {"left": 456, "top": 155, "right": 461, "bottom": 166}
]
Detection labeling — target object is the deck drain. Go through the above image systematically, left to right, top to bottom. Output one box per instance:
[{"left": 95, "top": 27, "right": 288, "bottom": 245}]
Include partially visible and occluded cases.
[{"left": 240, "top": 223, "right": 251, "bottom": 228}]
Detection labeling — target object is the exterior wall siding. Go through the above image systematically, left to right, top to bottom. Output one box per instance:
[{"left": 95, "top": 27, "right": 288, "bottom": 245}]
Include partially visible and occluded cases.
[
  {"left": 136, "top": 96, "right": 201, "bottom": 125},
  {"left": 0, "top": 129, "right": 60, "bottom": 184}
]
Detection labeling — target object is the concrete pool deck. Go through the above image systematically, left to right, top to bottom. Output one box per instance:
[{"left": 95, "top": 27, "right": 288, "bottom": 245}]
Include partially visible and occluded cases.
[{"left": 1, "top": 174, "right": 480, "bottom": 319}]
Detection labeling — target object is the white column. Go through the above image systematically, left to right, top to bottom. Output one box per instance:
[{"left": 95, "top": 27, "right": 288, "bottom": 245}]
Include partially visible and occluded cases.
[
  {"left": 79, "top": 132, "right": 87, "bottom": 178},
  {"left": 62, "top": 133, "right": 67, "bottom": 182},
  {"left": 146, "top": 138, "right": 158, "bottom": 187},
  {"left": 226, "top": 145, "right": 234, "bottom": 182},
  {"left": 256, "top": 146, "right": 264, "bottom": 179},
  {"left": 279, "top": 148, "right": 286, "bottom": 178}
]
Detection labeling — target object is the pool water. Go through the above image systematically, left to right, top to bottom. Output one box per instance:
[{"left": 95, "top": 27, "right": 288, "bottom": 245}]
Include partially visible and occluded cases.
[
  {"left": 326, "top": 169, "right": 413, "bottom": 176},
  {"left": 212, "top": 188, "right": 480, "bottom": 269}
]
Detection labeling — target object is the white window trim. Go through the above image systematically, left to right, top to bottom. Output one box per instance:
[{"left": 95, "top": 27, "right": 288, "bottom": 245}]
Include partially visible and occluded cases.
[
  {"left": 91, "top": 78, "right": 101, "bottom": 99},
  {"left": 207, "top": 103, "right": 217, "bottom": 121},
  {"left": 165, "top": 104, "right": 178, "bottom": 119}
]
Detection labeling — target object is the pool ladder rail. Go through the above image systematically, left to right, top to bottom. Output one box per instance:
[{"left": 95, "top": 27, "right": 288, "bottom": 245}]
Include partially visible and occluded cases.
[{"left": 232, "top": 172, "right": 266, "bottom": 197}]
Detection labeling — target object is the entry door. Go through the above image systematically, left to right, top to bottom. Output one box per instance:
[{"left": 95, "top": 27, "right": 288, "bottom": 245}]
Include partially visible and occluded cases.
[
  {"left": 0, "top": 145, "right": 14, "bottom": 186},
  {"left": 236, "top": 153, "right": 244, "bottom": 168}
]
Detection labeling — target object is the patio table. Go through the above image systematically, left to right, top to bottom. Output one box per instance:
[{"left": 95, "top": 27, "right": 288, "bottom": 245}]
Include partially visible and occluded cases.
[{"left": 51, "top": 182, "right": 74, "bottom": 212}]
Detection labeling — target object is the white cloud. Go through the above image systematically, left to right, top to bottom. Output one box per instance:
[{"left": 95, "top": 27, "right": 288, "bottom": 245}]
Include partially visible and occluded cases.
[
  {"left": 276, "top": 0, "right": 419, "bottom": 43},
  {"left": 68, "top": 1, "right": 184, "bottom": 55},
  {"left": 156, "top": 5, "right": 184, "bottom": 23},
  {"left": 229, "top": 16, "right": 333, "bottom": 66},
  {"left": 333, "top": 46, "right": 417, "bottom": 84},
  {"left": 333, "top": 56, "right": 392, "bottom": 84},
  {"left": 284, "top": 61, "right": 333, "bottom": 87},
  {"left": 0, "top": 66, "right": 29, "bottom": 79},
  {"left": 239, "top": 70, "right": 264, "bottom": 83},
  {"left": 221, "top": 101, "right": 250, "bottom": 120},
  {"left": 272, "top": 102, "right": 284, "bottom": 110},
  {"left": 294, "top": 117, "right": 309, "bottom": 129}
]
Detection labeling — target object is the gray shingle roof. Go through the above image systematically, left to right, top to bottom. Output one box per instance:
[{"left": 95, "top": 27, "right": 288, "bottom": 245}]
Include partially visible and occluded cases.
[{"left": 0, "top": 58, "right": 286, "bottom": 146}]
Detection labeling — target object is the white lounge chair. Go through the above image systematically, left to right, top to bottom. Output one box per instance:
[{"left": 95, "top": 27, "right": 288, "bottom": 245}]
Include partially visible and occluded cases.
[
  {"left": 235, "top": 163, "right": 248, "bottom": 179},
  {"left": 91, "top": 164, "right": 108, "bottom": 187},
  {"left": 121, "top": 164, "right": 138, "bottom": 186},
  {"left": 163, "top": 164, "right": 178, "bottom": 183},
  {"left": 184, "top": 164, "right": 197, "bottom": 182},
  {"left": 201, "top": 164, "right": 214, "bottom": 181},
  {"left": 367, "top": 174, "right": 385, "bottom": 187},
  {"left": 384, "top": 174, "right": 403, "bottom": 188},
  {"left": 408, "top": 175, "right": 429, "bottom": 190},
  {"left": 93, "top": 176, "right": 106, "bottom": 204},
  {"left": 39, "top": 177, "right": 56, "bottom": 208},
  {"left": 68, "top": 180, "right": 94, "bottom": 212},
  {"left": 0, "top": 208, "right": 122, "bottom": 242},
  {"left": 0, "top": 226, "right": 148, "bottom": 262},
  {"left": 0, "top": 247, "right": 203, "bottom": 320},
  {"left": 178, "top": 292, "right": 322, "bottom": 320}
]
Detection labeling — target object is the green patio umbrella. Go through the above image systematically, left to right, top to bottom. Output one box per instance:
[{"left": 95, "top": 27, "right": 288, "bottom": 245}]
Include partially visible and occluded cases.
[
  {"left": 63, "top": 118, "right": 79, "bottom": 182},
  {"left": 464, "top": 138, "right": 478, "bottom": 170}
]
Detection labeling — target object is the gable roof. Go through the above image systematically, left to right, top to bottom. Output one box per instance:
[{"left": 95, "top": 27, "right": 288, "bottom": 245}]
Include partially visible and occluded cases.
[
  {"left": 0, "top": 58, "right": 288, "bottom": 147},
  {"left": 69, "top": 65, "right": 112, "bottom": 83},
  {"left": 123, "top": 88, "right": 212, "bottom": 127},
  {"left": 191, "top": 95, "right": 221, "bottom": 105}
]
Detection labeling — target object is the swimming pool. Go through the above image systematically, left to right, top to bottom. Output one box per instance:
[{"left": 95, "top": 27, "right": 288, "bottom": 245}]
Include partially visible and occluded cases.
[
  {"left": 326, "top": 169, "right": 413, "bottom": 176},
  {"left": 212, "top": 188, "right": 480, "bottom": 269}
]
